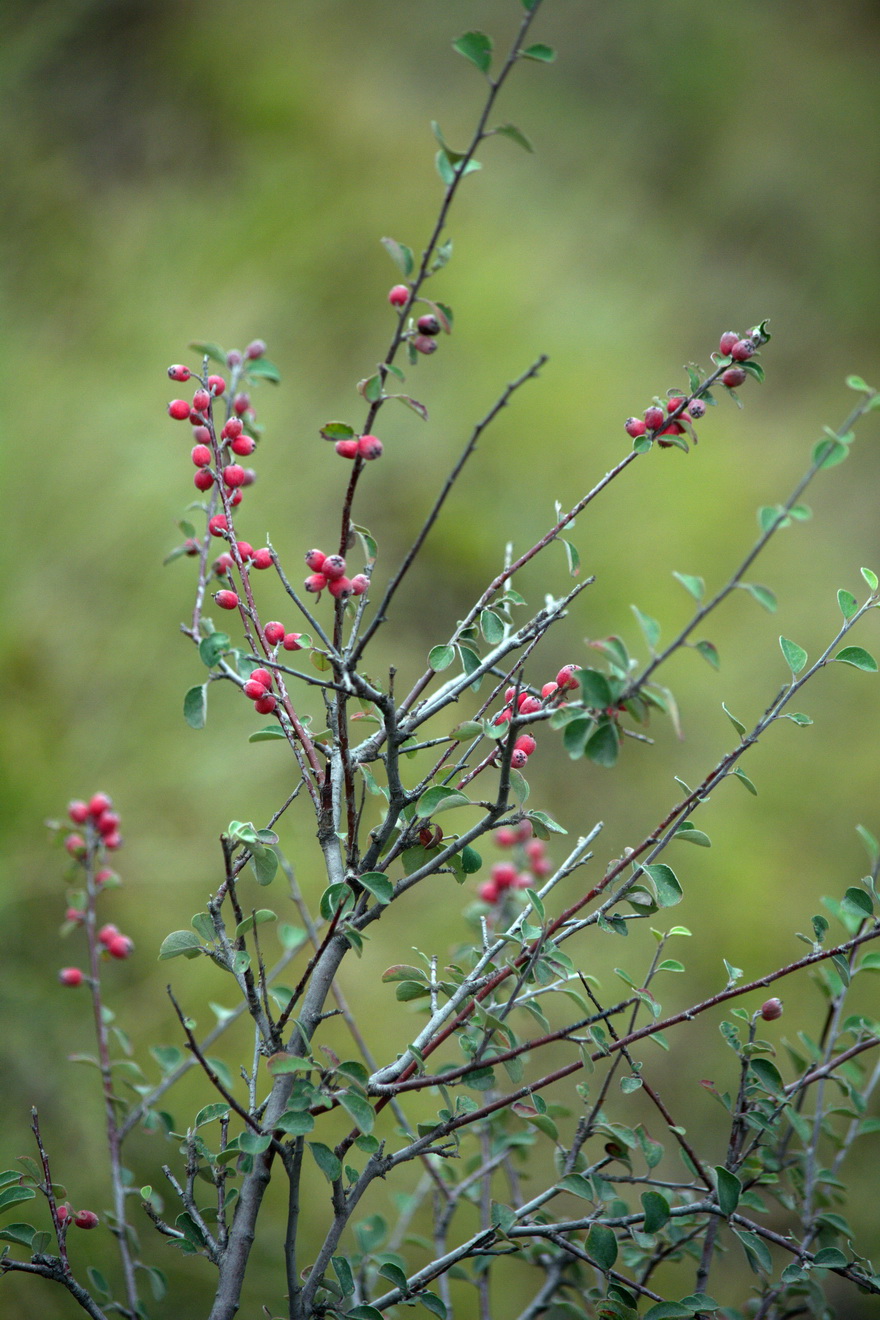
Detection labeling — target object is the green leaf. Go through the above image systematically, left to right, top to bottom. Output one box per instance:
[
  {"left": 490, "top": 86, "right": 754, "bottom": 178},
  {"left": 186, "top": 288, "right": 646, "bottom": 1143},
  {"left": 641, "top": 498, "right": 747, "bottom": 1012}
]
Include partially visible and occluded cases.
[
  {"left": 452, "top": 30, "right": 493, "bottom": 74},
  {"left": 521, "top": 42, "right": 556, "bottom": 61},
  {"left": 493, "top": 122, "right": 534, "bottom": 152},
  {"left": 380, "top": 237, "right": 414, "bottom": 277},
  {"left": 189, "top": 340, "right": 226, "bottom": 366},
  {"left": 245, "top": 357, "right": 281, "bottom": 383},
  {"left": 846, "top": 374, "right": 873, "bottom": 393},
  {"left": 389, "top": 392, "right": 429, "bottom": 422},
  {"left": 319, "top": 421, "right": 356, "bottom": 441},
  {"left": 812, "top": 438, "right": 849, "bottom": 468},
  {"left": 560, "top": 538, "right": 580, "bottom": 577},
  {"left": 861, "top": 566, "right": 878, "bottom": 591},
  {"left": 673, "top": 571, "right": 704, "bottom": 602},
  {"left": 742, "top": 582, "right": 777, "bottom": 612},
  {"left": 837, "top": 588, "right": 859, "bottom": 620},
  {"left": 632, "top": 606, "right": 660, "bottom": 652},
  {"left": 480, "top": 609, "right": 505, "bottom": 644},
  {"left": 199, "top": 633, "right": 230, "bottom": 667},
  {"left": 780, "top": 636, "right": 808, "bottom": 675},
  {"left": 695, "top": 639, "right": 719, "bottom": 670},
  {"left": 429, "top": 644, "right": 455, "bottom": 671},
  {"left": 833, "top": 646, "right": 877, "bottom": 672},
  {"left": 575, "top": 668, "right": 613, "bottom": 709},
  {"left": 183, "top": 684, "right": 207, "bottom": 729},
  {"left": 722, "top": 702, "right": 746, "bottom": 737},
  {"left": 783, "top": 712, "right": 813, "bottom": 726},
  {"left": 584, "top": 721, "right": 620, "bottom": 767},
  {"left": 732, "top": 766, "right": 758, "bottom": 795},
  {"left": 416, "top": 785, "right": 471, "bottom": 816},
  {"left": 526, "top": 810, "right": 568, "bottom": 837},
  {"left": 674, "top": 822, "right": 711, "bottom": 848},
  {"left": 461, "top": 845, "right": 482, "bottom": 874},
  {"left": 251, "top": 847, "right": 278, "bottom": 886},
  {"left": 645, "top": 864, "right": 683, "bottom": 908},
  {"left": 359, "top": 872, "right": 393, "bottom": 905},
  {"left": 842, "top": 886, "right": 873, "bottom": 918},
  {"left": 234, "top": 909, "right": 276, "bottom": 938},
  {"left": 158, "top": 930, "right": 202, "bottom": 961},
  {"left": 750, "top": 1058, "right": 785, "bottom": 1096},
  {"left": 339, "top": 1091, "right": 375, "bottom": 1135},
  {"left": 195, "top": 1103, "right": 230, "bottom": 1128},
  {"left": 276, "top": 1110, "right": 315, "bottom": 1136},
  {"left": 238, "top": 1131, "right": 271, "bottom": 1154},
  {"left": 308, "top": 1142, "right": 341, "bottom": 1183},
  {"left": 715, "top": 1166, "right": 741, "bottom": 1216},
  {"left": 0, "top": 1187, "right": 36, "bottom": 1216},
  {"left": 640, "top": 1191, "right": 670, "bottom": 1233},
  {"left": 490, "top": 1201, "right": 517, "bottom": 1235},
  {"left": 0, "top": 1222, "right": 36, "bottom": 1246},
  {"left": 586, "top": 1222, "right": 618, "bottom": 1271},
  {"left": 732, "top": 1227, "right": 772, "bottom": 1274},
  {"left": 812, "top": 1247, "right": 848, "bottom": 1267},
  {"left": 418, "top": 1293, "right": 447, "bottom": 1318},
  {"left": 644, "top": 1306, "right": 695, "bottom": 1320},
  {"left": 346, "top": 1308, "right": 384, "bottom": 1320}
]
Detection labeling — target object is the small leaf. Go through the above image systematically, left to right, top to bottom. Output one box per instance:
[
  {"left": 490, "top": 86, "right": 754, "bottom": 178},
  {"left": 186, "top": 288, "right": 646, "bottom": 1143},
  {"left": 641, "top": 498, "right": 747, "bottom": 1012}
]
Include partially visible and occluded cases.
[
  {"left": 452, "top": 30, "right": 493, "bottom": 74},
  {"left": 521, "top": 42, "right": 556, "bottom": 61},
  {"left": 493, "top": 122, "right": 534, "bottom": 152},
  {"left": 380, "top": 237, "right": 414, "bottom": 277},
  {"left": 189, "top": 340, "right": 226, "bottom": 366},
  {"left": 363, "top": 374, "right": 384, "bottom": 403},
  {"left": 846, "top": 374, "right": 873, "bottom": 393},
  {"left": 388, "top": 393, "right": 429, "bottom": 421},
  {"left": 319, "top": 421, "right": 356, "bottom": 441},
  {"left": 812, "top": 438, "right": 849, "bottom": 468},
  {"left": 560, "top": 538, "right": 580, "bottom": 577},
  {"left": 860, "top": 566, "right": 878, "bottom": 591},
  {"left": 673, "top": 571, "right": 704, "bottom": 602},
  {"left": 742, "top": 582, "right": 777, "bottom": 612},
  {"left": 837, "top": 588, "right": 859, "bottom": 620},
  {"left": 632, "top": 606, "right": 660, "bottom": 652},
  {"left": 480, "top": 609, "right": 505, "bottom": 644},
  {"left": 199, "top": 633, "right": 230, "bottom": 667},
  {"left": 779, "top": 636, "right": 808, "bottom": 675},
  {"left": 695, "top": 639, "right": 719, "bottom": 670},
  {"left": 429, "top": 644, "right": 455, "bottom": 671},
  {"left": 833, "top": 645, "right": 877, "bottom": 672},
  {"left": 574, "top": 668, "right": 613, "bottom": 709},
  {"left": 183, "top": 684, "right": 207, "bottom": 729},
  {"left": 722, "top": 702, "right": 746, "bottom": 737},
  {"left": 782, "top": 711, "right": 813, "bottom": 725},
  {"left": 584, "top": 721, "right": 620, "bottom": 768},
  {"left": 249, "top": 726, "right": 286, "bottom": 743},
  {"left": 732, "top": 767, "right": 758, "bottom": 795},
  {"left": 416, "top": 785, "right": 472, "bottom": 816},
  {"left": 674, "top": 822, "right": 711, "bottom": 848},
  {"left": 251, "top": 847, "right": 278, "bottom": 886},
  {"left": 645, "top": 863, "right": 683, "bottom": 908},
  {"left": 359, "top": 872, "right": 393, "bottom": 905},
  {"left": 234, "top": 909, "right": 276, "bottom": 938},
  {"left": 158, "top": 931, "right": 202, "bottom": 961},
  {"left": 339, "top": 1091, "right": 376, "bottom": 1135},
  {"left": 195, "top": 1103, "right": 230, "bottom": 1128},
  {"left": 238, "top": 1131, "right": 271, "bottom": 1155},
  {"left": 308, "top": 1142, "right": 342, "bottom": 1183},
  {"left": 715, "top": 1166, "right": 741, "bottom": 1216},
  {"left": 0, "top": 1187, "right": 36, "bottom": 1215},
  {"left": 641, "top": 1190, "right": 670, "bottom": 1233},
  {"left": 586, "top": 1223, "right": 617, "bottom": 1271},
  {"left": 732, "top": 1228, "right": 773, "bottom": 1274},
  {"left": 812, "top": 1247, "right": 848, "bottom": 1268}
]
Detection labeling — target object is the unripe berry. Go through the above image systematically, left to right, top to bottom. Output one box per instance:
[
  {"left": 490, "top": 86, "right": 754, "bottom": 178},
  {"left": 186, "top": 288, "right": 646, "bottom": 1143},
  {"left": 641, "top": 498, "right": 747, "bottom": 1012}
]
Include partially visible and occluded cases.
[
  {"left": 388, "top": 284, "right": 410, "bottom": 307},
  {"left": 417, "top": 313, "right": 441, "bottom": 335},
  {"left": 719, "top": 330, "right": 739, "bottom": 356},
  {"left": 413, "top": 334, "right": 438, "bottom": 355},
  {"left": 731, "top": 338, "right": 755, "bottom": 362},
  {"left": 246, "top": 339, "right": 267, "bottom": 360},
  {"left": 226, "top": 349, "right": 243, "bottom": 369},
  {"left": 168, "top": 365, "right": 191, "bottom": 382},
  {"left": 721, "top": 366, "right": 747, "bottom": 388},
  {"left": 207, "top": 374, "right": 226, "bottom": 396},
  {"left": 192, "top": 388, "right": 211, "bottom": 413},
  {"left": 233, "top": 392, "right": 250, "bottom": 415},
  {"left": 689, "top": 398, "right": 706, "bottom": 419},
  {"left": 168, "top": 399, "right": 190, "bottom": 420},
  {"left": 644, "top": 406, "right": 665, "bottom": 430},
  {"left": 625, "top": 417, "right": 647, "bottom": 438},
  {"left": 222, "top": 418, "right": 243, "bottom": 440},
  {"left": 230, "top": 434, "right": 256, "bottom": 456},
  {"left": 358, "top": 434, "right": 383, "bottom": 460},
  {"left": 335, "top": 439, "right": 359, "bottom": 459},
  {"left": 192, "top": 444, "right": 212, "bottom": 467},
  {"left": 223, "top": 464, "right": 246, "bottom": 488},
  {"left": 194, "top": 469, "right": 215, "bottom": 491},
  {"left": 208, "top": 515, "right": 229, "bottom": 538},
  {"left": 251, "top": 548, "right": 273, "bottom": 570},
  {"left": 305, "top": 548, "right": 326, "bottom": 570},
  {"left": 322, "top": 554, "right": 346, "bottom": 581},
  {"left": 305, "top": 573, "right": 327, "bottom": 594},
  {"left": 350, "top": 574, "right": 369, "bottom": 596},
  {"left": 328, "top": 576, "right": 353, "bottom": 599},
  {"left": 215, "top": 589, "right": 240, "bottom": 610},
  {"left": 264, "top": 621, "right": 285, "bottom": 646},
  {"left": 283, "top": 632, "right": 304, "bottom": 650},
  {"left": 556, "top": 664, "right": 579, "bottom": 692},
  {"left": 243, "top": 679, "right": 268, "bottom": 700},
  {"left": 254, "top": 694, "right": 277, "bottom": 714},
  {"left": 514, "top": 733, "right": 537, "bottom": 757},
  {"left": 510, "top": 748, "right": 529, "bottom": 769},
  {"left": 68, "top": 800, "right": 89, "bottom": 825},
  {"left": 494, "top": 827, "right": 518, "bottom": 848},
  {"left": 65, "top": 833, "right": 86, "bottom": 857},
  {"left": 98, "top": 924, "right": 119, "bottom": 946},
  {"left": 107, "top": 934, "right": 133, "bottom": 959},
  {"left": 58, "top": 967, "right": 84, "bottom": 987},
  {"left": 760, "top": 997, "right": 783, "bottom": 1021},
  {"left": 74, "top": 1210, "right": 99, "bottom": 1230}
]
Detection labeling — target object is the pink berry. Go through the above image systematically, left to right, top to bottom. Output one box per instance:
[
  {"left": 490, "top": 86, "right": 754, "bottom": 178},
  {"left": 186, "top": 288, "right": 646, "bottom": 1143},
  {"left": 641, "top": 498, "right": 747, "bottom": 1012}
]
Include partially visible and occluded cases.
[
  {"left": 388, "top": 284, "right": 410, "bottom": 307},
  {"left": 417, "top": 313, "right": 441, "bottom": 335},
  {"left": 719, "top": 331, "right": 739, "bottom": 356},
  {"left": 413, "top": 334, "right": 438, "bottom": 355},
  {"left": 731, "top": 338, "right": 755, "bottom": 362},
  {"left": 245, "top": 339, "right": 267, "bottom": 360},
  {"left": 226, "top": 349, "right": 242, "bottom": 369},
  {"left": 167, "top": 365, "right": 191, "bottom": 382},
  {"left": 721, "top": 366, "right": 747, "bottom": 388},
  {"left": 208, "top": 374, "right": 226, "bottom": 396},
  {"left": 192, "top": 388, "right": 211, "bottom": 413},
  {"left": 233, "top": 392, "right": 250, "bottom": 415},
  {"left": 689, "top": 398, "right": 706, "bottom": 419},
  {"left": 168, "top": 399, "right": 190, "bottom": 421},
  {"left": 644, "top": 406, "right": 665, "bottom": 431},
  {"left": 625, "top": 417, "right": 647, "bottom": 438},
  {"left": 222, "top": 418, "right": 243, "bottom": 440},
  {"left": 192, "top": 425, "right": 211, "bottom": 444},
  {"left": 230, "top": 434, "right": 255, "bottom": 456},
  {"left": 358, "top": 434, "right": 383, "bottom": 460},
  {"left": 335, "top": 439, "right": 359, "bottom": 459},
  {"left": 192, "top": 444, "right": 212, "bottom": 467},
  {"left": 223, "top": 464, "right": 246, "bottom": 488},
  {"left": 194, "top": 469, "right": 215, "bottom": 491},
  {"left": 229, "top": 487, "right": 244, "bottom": 505},
  {"left": 208, "top": 515, "right": 229, "bottom": 538},
  {"left": 235, "top": 541, "right": 254, "bottom": 562},
  {"left": 251, "top": 548, "right": 273, "bottom": 570},
  {"left": 304, "top": 548, "right": 326, "bottom": 571},
  {"left": 214, "top": 552, "right": 235, "bottom": 576},
  {"left": 322, "top": 555, "right": 346, "bottom": 581},
  {"left": 305, "top": 573, "right": 327, "bottom": 594},
  {"left": 350, "top": 574, "right": 369, "bottom": 596},
  {"left": 328, "top": 576, "right": 353, "bottom": 599},
  {"left": 215, "top": 590, "right": 239, "bottom": 610},
  {"left": 264, "top": 621, "right": 285, "bottom": 645},
  {"left": 282, "top": 632, "right": 303, "bottom": 651},
  {"left": 556, "top": 665, "right": 579, "bottom": 692},
  {"left": 250, "top": 668, "right": 273, "bottom": 689},
  {"left": 243, "top": 679, "right": 268, "bottom": 700},
  {"left": 541, "top": 682, "right": 558, "bottom": 699},
  {"left": 505, "top": 687, "right": 517, "bottom": 703},
  {"left": 254, "top": 694, "right": 277, "bottom": 714},
  {"left": 517, "top": 694, "right": 541, "bottom": 714},
  {"left": 493, "top": 707, "right": 513, "bottom": 725},
  {"left": 514, "top": 734, "right": 537, "bottom": 757},
  {"left": 510, "top": 748, "right": 529, "bottom": 769},
  {"left": 88, "top": 793, "right": 112, "bottom": 817},
  {"left": 68, "top": 800, "right": 89, "bottom": 825},
  {"left": 97, "top": 811, "right": 120, "bottom": 837},
  {"left": 516, "top": 820, "right": 534, "bottom": 842},
  {"left": 494, "top": 827, "right": 518, "bottom": 848},
  {"left": 103, "top": 831, "right": 122, "bottom": 851},
  {"left": 65, "top": 833, "right": 86, "bottom": 857},
  {"left": 525, "top": 839, "right": 546, "bottom": 861},
  {"left": 491, "top": 862, "right": 518, "bottom": 890},
  {"left": 95, "top": 868, "right": 115, "bottom": 887},
  {"left": 514, "top": 872, "right": 533, "bottom": 889},
  {"left": 478, "top": 880, "right": 500, "bottom": 904},
  {"left": 65, "top": 906, "right": 85, "bottom": 924},
  {"left": 98, "top": 925, "right": 119, "bottom": 946},
  {"left": 107, "top": 934, "right": 133, "bottom": 960},
  {"left": 58, "top": 967, "right": 84, "bottom": 987},
  {"left": 760, "top": 998, "right": 783, "bottom": 1021},
  {"left": 57, "top": 1204, "right": 71, "bottom": 1223},
  {"left": 74, "top": 1210, "right": 99, "bottom": 1230}
]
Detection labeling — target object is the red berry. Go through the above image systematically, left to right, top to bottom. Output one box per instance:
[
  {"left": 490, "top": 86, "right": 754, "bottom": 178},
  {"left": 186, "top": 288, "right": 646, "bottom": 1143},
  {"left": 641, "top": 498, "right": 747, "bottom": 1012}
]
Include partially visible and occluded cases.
[
  {"left": 388, "top": 284, "right": 410, "bottom": 307},
  {"left": 417, "top": 313, "right": 441, "bottom": 335},
  {"left": 719, "top": 331, "right": 739, "bottom": 356},
  {"left": 413, "top": 334, "right": 438, "bottom": 355},
  {"left": 731, "top": 338, "right": 755, "bottom": 362},
  {"left": 246, "top": 339, "right": 267, "bottom": 360},
  {"left": 226, "top": 349, "right": 242, "bottom": 368},
  {"left": 168, "top": 365, "right": 191, "bottom": 383},
  {"left": 721, "top": 366, "right": 747, "bottom": 388},
  {"left": 208, "top": 374, "right": 226, "bottom": 396},
  {"left": 192, "top": 389, "right": 211, "bottom": 413},
  {"left": 233, "top": 392, "right": 250, "bottom": 415},
  {"left": 667, "top": 396, "right": 686, "bottom": 414},
  {"left": 689, "top": 398, "right": 706, "bottom": 419},
  {"left": 168, "top": 399, "right": 190, "bottom": 421},
  {"left": 644, "top": 406, "right": 665, "bottom": 431},
  {"left": 625, "top": 417, "right": 647, "bottom": 438},
  {"left": 222, "top": 418, "right": 243, "bottom": 440},
  {"left": 192, "top": 426, "right": 211, "bottom": 444},
  {"left": 230, "top": 434, "right": 256, "bottom": 456},
  {"left": 358, "top": 434, "right": 383, "bottom": 460},
  {"left": 335, "top": 439, "right": 359, "bottom": 459},
  {"left": 192, "top": 444, "right": 212, "bottom": 467},
  {"left": 223, "top": 464, "right": 246, "bottom": 488},
  {"left": 194, "top": 469, "right": 215, "bottom": 491},
  {"left": 229, "top": 487, "right": 244, "bottom": 505},
  {"left": 208, "top": 515, "right": 229, "bottom": 538},
  {"left": 235, "top": 541, "right": 254, "bottom": 562},
  {"left": 251, "top": 548, "right": 273, "bottom": 570},
  {"left": 304, "top": 548, "right": 326, "bottom": 571},
  {"left": 214, "top": 552, "right": 235, "bottom": 576},
  {"left": 322, "top": 554, "right": 346, "bottom": 581},
  {"left": 305, "top": 573, "right": 327, "bottom": 594},
  {"left": 350, "top": 574, "right": 369, "bottom": 596},
  {"left": 328, "top": 576, "right": 353, "bottom": 599},
  {"left": 215, "top": 590, "right": 239, "bottom": 610},
  {"left": 264, "top": 621, "right": 285, "bottom": 645},
  {"left": 282, "top": 632, "right": 303, "bottom": 651},
  {"left": 556, "top": 665, "right": 579, "bottom": 691},
  {"left": 250, "top": 668, "right": 273, "bottom": 689},
  {"left": 243, "top": 679, "right": 268, "bottom": 700},
  {"left": 541, "top": 681, "right": 558, "bottom": 699},
  {"left": 505, "top": 686, "right": 517, "bottom": 704},
  {"left": 254, "top": 694, "right": 277, "bottom": 714},
  {"left": 517, "top": 694, "right": 541, "bottom": 714},
  {"left": 493, "top": 707, "right": 513, "bottom": 725},
  {"left": 514, "top": 734, "right": 537, "bottom": 757},
  {"left": 510, "top": 748, "right": 529, "bottom": 769},
  {"left": 89, "top": 796, "right": 113, "bottom": 824},
  {"left": 68, "top": 800, "right": 89, "bottom": 825},
  {"left": 97, "top": 811, "right": 120, "bottom": 837},
  {"left": 517, "top": 820, "right": 534, "bottom": 841},
  {"left": 494, "top": 827, "right": 518, "bottom": 848},
  {"left": 103, "top": 831, "right": 122, "bottom": 851},
  {"left": 65, "top": 833, "right": 86, "bottom": 857},
  {"left": 525, "top": 839, "right": 546, "bottom": 861},
  {"left": 491, "top": 862, "right": 518, "bottom": 890},
  {"left": 95, "top": 868, "right": 115, "bottom": 887},
  {"left": 514, "top": 871, "right": 533, "bottom": 889},
  {"left": 478, "top": 880, "right": 500, "bottom": 904},
  {"left": 65, "top": 906, "right": 85, "bottom": 924},
  {"left": 98, "top": 925, "right": 119, "bottom": 946},
  {"left": 107, "top": 934, "right": 133, "bottom": 960},
  {"left": 58, "top": 967, "right": 84, "bottom": 987},
  {"left": 760, "top": 997, "right": 783, "bottom": 1021},
  {"left": 57, "top": 1204, "right": 71, "bottom": 1223},
  {"left": 73, "top": 1210, "right": 99, "bottom": 1230}
]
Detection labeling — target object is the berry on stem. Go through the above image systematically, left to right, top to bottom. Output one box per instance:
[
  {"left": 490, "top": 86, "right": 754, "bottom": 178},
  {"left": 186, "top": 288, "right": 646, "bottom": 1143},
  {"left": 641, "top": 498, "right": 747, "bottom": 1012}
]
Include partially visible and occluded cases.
[
  {"left": 388, "top": 284, "right": 410, "bottom": 307},
  {"left": 719, "top": 330, "right": 739, "bottom": 356},
  {"left": 246, "top": 339, "right": 267, "bottom": 360},
  {"left": 168, "top": 365, "right": 191, "bottom": 382},
  {"left": 721, "top": 366, "right": 747, "bottom": 389},
  {"left": 207, "top": 374, "right": 226, "bottom": 396},
  {"left": 192, "top": 389, "right": 211, "bottom": 413},
  {"left": 168, "top": 399, "right": 191, "bottom": 421},
  {"left": 644, "top": 406, "right": 665, "bottom": 431},
  {"left": 625, "top": 417, "right": 647, "bottom": 438},
  {"left": 231, "top": 434, "right": 256, "bottom": 456},
  {"left": 358, "top": 434, "right": 383, "bottom": 460},
  {"left": 335, "top": 439, "right": 359, "bottom": 459},
  {"left": 194, "top": 470, "right": 215, "bottom": 492},
  {"left": 251, "top": 548, "right": 273, "bottom": 570},
  {"left": 305, "top": 548, "right": 326, "bottom": 571},
  {"left": 322, "top": 555, "right": 346, "bottom": 581},
  {"left": 305, "top": 573, "right": 327, "bottom": 594},
  {"left": 215, "top": 590, "right": 240, "bottom": 610},
  {"left": 264, "top": 621, "right": 285, "bottom": 645},
  {"left": 283, "top": 632, "right": 304, "bottom": 650},
  {"left": 254, "top": 694, "right": 277, "bottom": 714},
  {"left": 107, "top": 934, "right": 134, "bottom": 959},
  {"left": 58, "top": 968, "right": 84, "bottom": 987},
  {"left": 73, "top": 1210, "right": 100, "bottom": 1230}
]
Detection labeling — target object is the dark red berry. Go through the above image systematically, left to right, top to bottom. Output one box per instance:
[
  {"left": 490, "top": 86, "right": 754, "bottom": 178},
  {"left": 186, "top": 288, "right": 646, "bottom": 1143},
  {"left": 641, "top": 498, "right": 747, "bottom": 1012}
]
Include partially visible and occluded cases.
[
  {"left": 388, "top": 284, "right": 409, "bottom": 307},
  {"left": 417, "top": 313, "right": 441, "bottom": 335},
  {"left": 719, "top": 331, "right": 739, "bottom": 356},
  {"left": 412, "top": 334, "right": 438, "bottom": 355},
  {"left": 731, "top": 338, "right": 755, "bottom": 362},
  {"left": 168, "top": 365, "right": 191, "bottom": 382},
  {"left": 721, "top": 366, "right": 747, "bottom": 388},
  {"left": 168, "top": 399, "right": 191, "bottom": 420},
  {"left": 644, "top": 406, "right": 665, "bottom": 430},
  {"left": 625, "top": 417, "right": 647, "bottom": 438},
  {"left": 192, "top": 425, "right": 211, "bottom": 444},
  {"left": 230, "top": 434, "right": 256, "bottom": 456},
  {"left": 194, "top": 469, "right": 215, "bottom": 491},
  {"left": 208, "top": 515, "right": 229, "bottom": 538},
  {"left": 235, "top": 542, "right": 254, "bottom": 562},
  {"left": 214, "top": 552, "right": 235, "bottom": 575},
  {"left": 305, "top": 573, "right": 327, "bottom": 594},
  {"left": 328, "top": 576, "right": 353, "bottom": 599},
  {"left": 215, "top": 590, "right": 239, "bottom": 610},
  {"left": 264, "top": 621, "right": 285, "bottom": 646},
  {"left": 282, "top": 632, "right": 303, "bottom": 650},
  {"left": 556, "top": 664, "right": 579, "bottom": 691},
  {"left": 251, "top": 668, "right": 273, "bottom": 689},
  {"left": 243, "top": 679, "right": 268, "bottom": 700},
  {"left": 254, "top": 694, "right": 277, "bottom": 714},
  {"left": 518, "top": 695, "right": 541, "bottom": 715},
  {"left": 510, "top": 748, "right": 529, "bottom": 769},
  {"left": 88, "top": 793, "right": 113, "bottom": 817},
  {"left": 478, "top": 879, "right": 500, "bottom": 903},
  {"left": 98, "top": 924, "right": 119, "bottom": 946},
  {"left": 760, "top": 998, "right": 783, "bottom": 1021},
  {"left": 74, "top": 1210, "right": 99, "bottom": 1230}
]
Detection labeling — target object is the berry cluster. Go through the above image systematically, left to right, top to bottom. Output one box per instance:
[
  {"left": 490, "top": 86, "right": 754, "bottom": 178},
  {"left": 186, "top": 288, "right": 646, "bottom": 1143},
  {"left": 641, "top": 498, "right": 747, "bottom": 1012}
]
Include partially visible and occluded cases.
[
  {"left": 387, "top": 285, "right": 450, "bottom": 356},
  {"left": 334, "top": 434, "right": 383, "bottom": 462},
  {"left": 303, "top": 549, "right": 369, "bottom": 603},
  {"left": 492, "top": 665, "right": 580, "bottom": 765},
  {"left": 242, "top": 666, "right": 277, "bottom": 715},
  {"left": 65, "top": 792, "right": 123, "bottom": 854},
  {"left": 58, "top": 794, "right": 130, "bottom": 986},
  {"left": 478, "top": 820, "right": 553, "bottom": 904},
  {"left": 56, "top": 1205, "right": 100, "bottom": 1231}
]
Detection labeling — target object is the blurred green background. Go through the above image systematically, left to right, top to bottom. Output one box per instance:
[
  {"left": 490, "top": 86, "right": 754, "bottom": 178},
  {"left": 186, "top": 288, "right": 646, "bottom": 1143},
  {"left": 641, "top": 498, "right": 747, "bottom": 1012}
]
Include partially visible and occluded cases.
[{"left": 2, "top": 0, "right": 879, "bottom": 1315}]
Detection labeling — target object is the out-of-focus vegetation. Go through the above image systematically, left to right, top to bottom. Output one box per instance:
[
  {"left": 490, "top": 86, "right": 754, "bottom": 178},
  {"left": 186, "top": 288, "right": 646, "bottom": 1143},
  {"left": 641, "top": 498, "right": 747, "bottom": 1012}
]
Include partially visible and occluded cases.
[{"left": 1, "top": 1, "right": 878, "bottom": 1315}]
